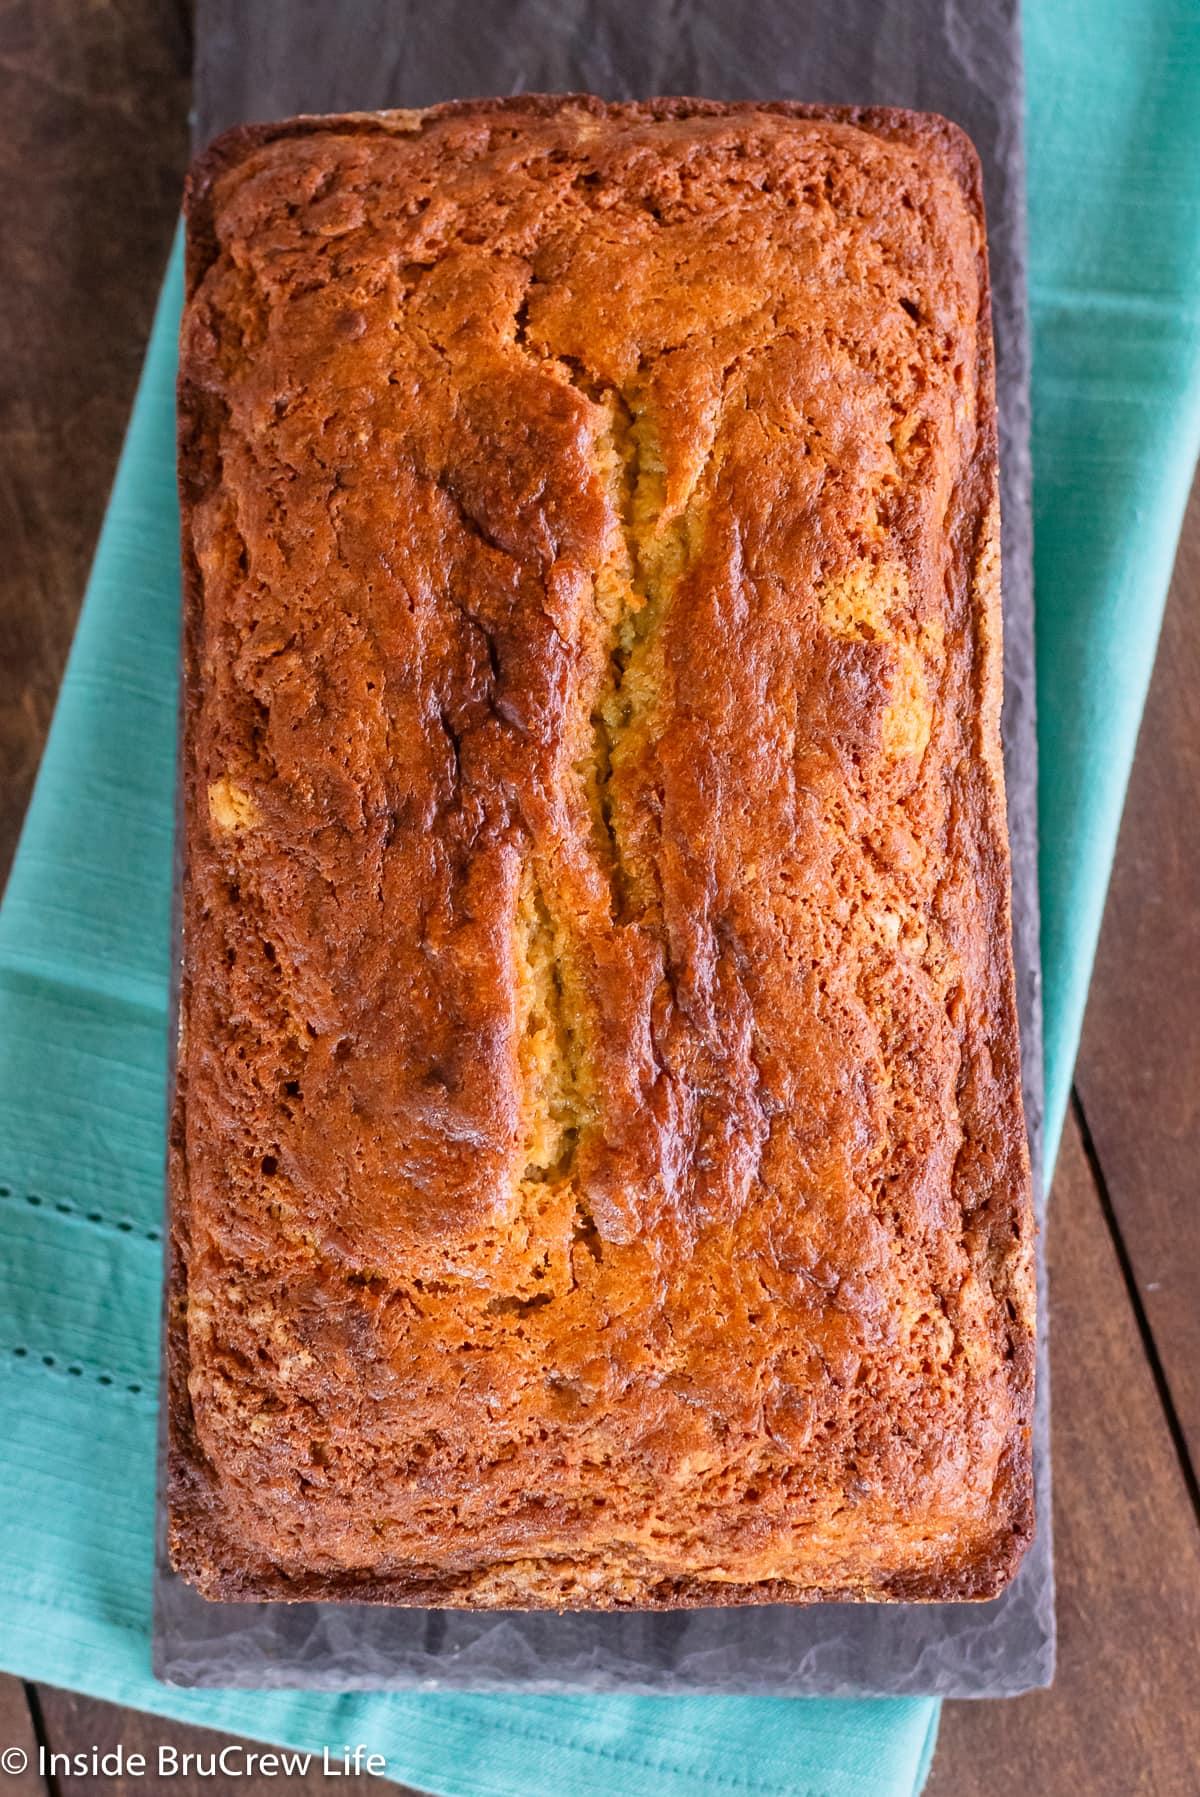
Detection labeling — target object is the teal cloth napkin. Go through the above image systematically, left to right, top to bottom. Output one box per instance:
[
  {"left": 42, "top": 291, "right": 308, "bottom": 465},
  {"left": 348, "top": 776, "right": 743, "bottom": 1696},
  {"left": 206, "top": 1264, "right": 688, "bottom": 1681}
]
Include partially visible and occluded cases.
[
  {"left": 1027, "top": 0, "right": 1200, "bottom": 1163},
  {"left": 3, "top": 3, "right": 1200, "bottom": 1792}
]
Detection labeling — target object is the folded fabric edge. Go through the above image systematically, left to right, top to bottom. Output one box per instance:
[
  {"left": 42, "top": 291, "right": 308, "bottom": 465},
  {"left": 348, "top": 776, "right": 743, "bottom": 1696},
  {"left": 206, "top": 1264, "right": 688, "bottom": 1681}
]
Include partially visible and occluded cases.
[
  {"left": 0, "top": 221, "right": 185, "bottom": 947},
  {"left": 1038, "top": 388, "right": 1200, "bottom": 1174}
]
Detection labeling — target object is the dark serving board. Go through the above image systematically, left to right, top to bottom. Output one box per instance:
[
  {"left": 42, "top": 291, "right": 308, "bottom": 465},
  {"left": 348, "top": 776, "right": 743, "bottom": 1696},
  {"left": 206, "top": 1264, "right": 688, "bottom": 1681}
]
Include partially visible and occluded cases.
[{"left": 155, "top": 0, "right": 1053, "bottom": 1696}]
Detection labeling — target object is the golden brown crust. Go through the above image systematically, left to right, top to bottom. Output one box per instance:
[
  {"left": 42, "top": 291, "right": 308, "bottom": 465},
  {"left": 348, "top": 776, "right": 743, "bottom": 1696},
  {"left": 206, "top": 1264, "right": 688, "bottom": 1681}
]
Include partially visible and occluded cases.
[{"left": 171, "top": 96, "right": 1034, "bottom": 1607}]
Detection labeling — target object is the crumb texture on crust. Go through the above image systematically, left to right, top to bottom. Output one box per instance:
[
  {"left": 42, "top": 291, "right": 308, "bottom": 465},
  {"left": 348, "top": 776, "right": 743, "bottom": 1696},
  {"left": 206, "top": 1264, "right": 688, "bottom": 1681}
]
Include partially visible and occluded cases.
[{"left": 172, "top": 97, "right": 1034, "bottom": 1607}]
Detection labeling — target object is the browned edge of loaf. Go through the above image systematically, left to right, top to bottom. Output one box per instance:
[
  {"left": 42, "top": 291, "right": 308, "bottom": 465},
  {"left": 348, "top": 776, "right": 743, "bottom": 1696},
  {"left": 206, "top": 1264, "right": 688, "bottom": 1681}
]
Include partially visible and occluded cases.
[{"left": 168, "top": 94, "right": 1034, "bottom": 1609}]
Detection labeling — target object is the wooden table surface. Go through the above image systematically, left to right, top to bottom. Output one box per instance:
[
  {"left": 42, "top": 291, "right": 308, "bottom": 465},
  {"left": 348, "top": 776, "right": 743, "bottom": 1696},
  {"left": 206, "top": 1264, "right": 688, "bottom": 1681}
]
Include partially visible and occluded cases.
[{"left": 2, "top": 4, "right": 1198, "bottom": 1793}]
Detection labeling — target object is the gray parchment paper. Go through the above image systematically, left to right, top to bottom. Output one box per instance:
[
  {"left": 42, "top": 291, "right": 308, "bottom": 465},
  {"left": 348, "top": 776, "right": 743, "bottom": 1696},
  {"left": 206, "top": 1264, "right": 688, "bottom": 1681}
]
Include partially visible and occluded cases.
[{"left": 155, "top": 0, "right": 1053, "bottom": 1695}]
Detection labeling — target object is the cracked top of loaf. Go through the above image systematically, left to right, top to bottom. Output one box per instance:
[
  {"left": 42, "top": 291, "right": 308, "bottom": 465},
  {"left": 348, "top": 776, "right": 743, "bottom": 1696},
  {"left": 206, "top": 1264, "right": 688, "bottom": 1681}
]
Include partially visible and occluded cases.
[{"left": 170, "top": 95, "right": 1034, "bottom": 1607}]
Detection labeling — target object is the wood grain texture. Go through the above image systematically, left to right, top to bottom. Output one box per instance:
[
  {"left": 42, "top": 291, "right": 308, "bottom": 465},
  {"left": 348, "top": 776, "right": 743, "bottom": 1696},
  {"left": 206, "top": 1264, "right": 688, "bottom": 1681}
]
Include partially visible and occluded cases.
[
  {"left": 0, "top": 0, "right": 190, "bottom": 886},
  {"left": 1075, "top": 469, "right": 1200, "bottom": 1477},
  {"left": 927, "top": 1110, "right": 1200, "bottom": 1797},
  {"left": 0, "top": 1677, "right": 43, "bottom": 1796},
  {"left": 32, "top": 1688, "right": 411, "bottom": 1795}
]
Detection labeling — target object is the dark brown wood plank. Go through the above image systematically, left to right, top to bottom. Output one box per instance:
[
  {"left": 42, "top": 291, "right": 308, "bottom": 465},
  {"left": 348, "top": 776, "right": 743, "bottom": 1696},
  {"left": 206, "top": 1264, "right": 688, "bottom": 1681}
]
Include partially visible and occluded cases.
[
  {"left": 0, "top": 0, "right": 190, "bottom": 888},
  {"left": 1075, "top": 467, "right": 1200, "bottom": 1477},
  {"left": 927, "top": 1109, "right": 1200, "bottom": 1797},
  {"left": 0, "top": 1678, "right": 44, "bottom": 1796},
  {"left": 33, "top": 1688, "right": 416, "bottom": 1796}
]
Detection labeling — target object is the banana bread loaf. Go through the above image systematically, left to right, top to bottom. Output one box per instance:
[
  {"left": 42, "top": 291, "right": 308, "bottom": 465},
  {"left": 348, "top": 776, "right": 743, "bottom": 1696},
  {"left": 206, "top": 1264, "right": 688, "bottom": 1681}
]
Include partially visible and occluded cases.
[{"left": 170, "top": 95, "right": 1035, "bottom": 1607}]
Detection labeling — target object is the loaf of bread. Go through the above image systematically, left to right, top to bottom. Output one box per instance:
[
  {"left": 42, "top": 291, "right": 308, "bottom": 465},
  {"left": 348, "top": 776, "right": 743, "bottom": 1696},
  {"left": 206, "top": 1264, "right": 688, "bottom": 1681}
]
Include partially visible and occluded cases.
[{"left": 170, "top": 96, "right": 1035, "bottom": 1607}]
